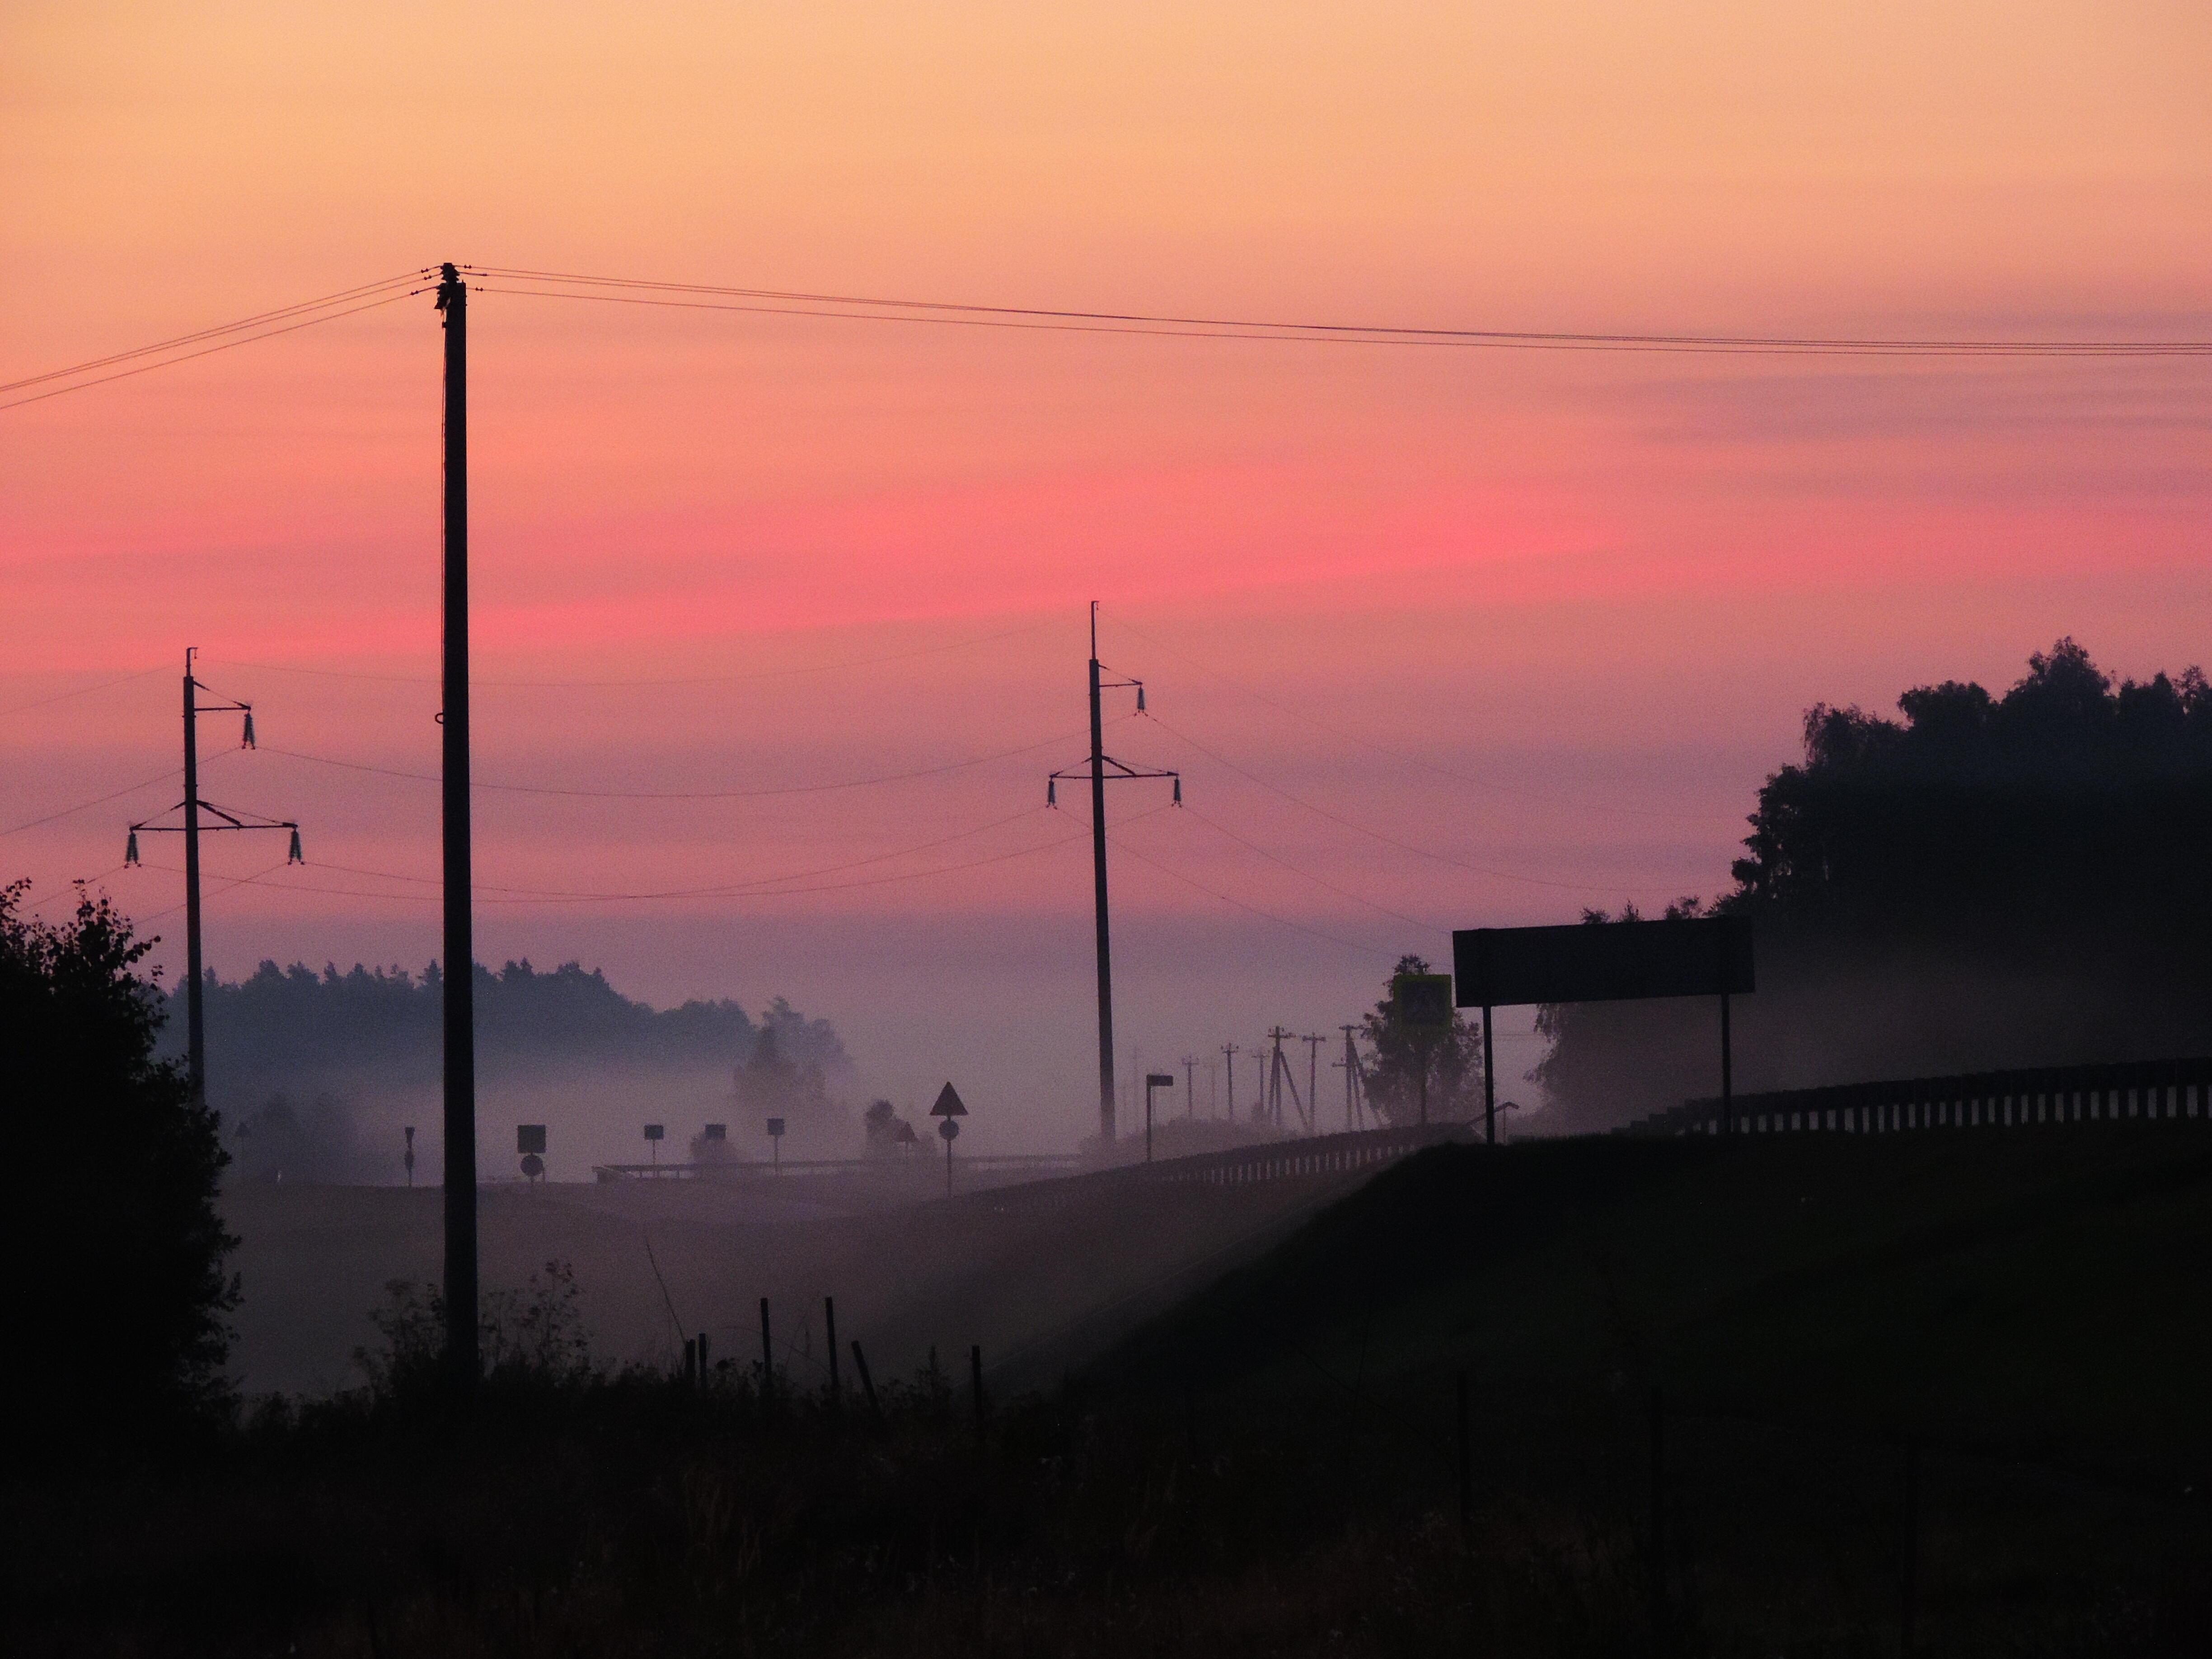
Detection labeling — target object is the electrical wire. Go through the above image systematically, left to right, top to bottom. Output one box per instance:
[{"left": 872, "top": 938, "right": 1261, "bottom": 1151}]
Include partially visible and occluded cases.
[
  {"left": 464, "top": 265, "right": 2212, "bottom": 357},
  {"left": 0, "top": 271, "right": 430, "bottom": 396},
  {"left": 0, "top": 285, "right": 427, "bottom": 414},
  {"left": 1100, "top": 615, "right": 1740, "bottom": 826},
  {"left": 209, "top": 618, "right": 1057, "bottom": 689},
  {"left": 0, "top": 666, "right": 168, "bottom": 719},
  {"left": 1143, "top": 712, "right": 1688, "bottom": 897},
  {"left": 257, "top": 725, "right": 1101, "bottom": 799},
  {"left": 1, "top": 767, "right": 186, "bottom": 838},
  {"left": 1176, "top": 802, "right": 1450, "bottom": 937},
  {"left": 289, "top": 804, "right": 1050, "bottom": 900},
  {"left": 1107, "top": 830, "right": 1395, "bottom": 957}
]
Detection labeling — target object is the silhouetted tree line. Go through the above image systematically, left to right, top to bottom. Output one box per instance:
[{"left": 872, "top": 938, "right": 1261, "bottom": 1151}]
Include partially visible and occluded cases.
[
  {"left": 1536, "top": 641, "right": 2212, "bottom": 1129},
  {"left": 2, "top": 881, "right": 234, "bottom": 1447},
  {"left": 158, "top": 956, "right": 848, "bottom": 1106}
]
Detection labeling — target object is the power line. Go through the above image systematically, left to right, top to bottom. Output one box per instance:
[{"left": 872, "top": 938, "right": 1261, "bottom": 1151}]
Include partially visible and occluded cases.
[
  {"left": 464, "top": 265, "right": 2212, "bottom": 357},
  {"left": 0, "top": 271, "right": 430, "bottom": 396},
  {"left": 0, "top": 283, "right": 427, "bottom": 413},
  {"left": 1099, "top": 614, "right": 1740, "bottom": 826},
  {"left": 208, "top": 618, "right": 1056, "bottom": 688},
  {"left": 0, "top": 665, "right": 167, "bottom": 719},
  {"left": 1143, "top": 711, "right": 1692, "bottom": 897},
  {"left": 258, "top": 723, "right": 1105, "bottom": 798},
  {"left": 0, "top": 766, "right": 191, "bottom": 838},
  {"left": 1177, "top": 802, "right": 1450, "bottom": 936},
  {"left": 289, "top": 804, "right": 1050, "bottom": 900},
  {"left": 127, "top": 808, "right": 1125, "bottom": 906},
  {"left": 1107, "top": 831, "right": 1394, "bottom": 957}
]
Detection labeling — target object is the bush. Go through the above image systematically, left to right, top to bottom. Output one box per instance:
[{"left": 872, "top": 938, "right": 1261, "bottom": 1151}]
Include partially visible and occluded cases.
[{"left": 0, "top": 880, "right": 235, "bottom": 1446}]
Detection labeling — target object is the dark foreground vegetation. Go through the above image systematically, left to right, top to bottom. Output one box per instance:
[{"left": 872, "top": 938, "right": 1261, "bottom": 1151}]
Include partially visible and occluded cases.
[{"left": 10, "top": 1126, "right": 2212, "bottom": 1657}]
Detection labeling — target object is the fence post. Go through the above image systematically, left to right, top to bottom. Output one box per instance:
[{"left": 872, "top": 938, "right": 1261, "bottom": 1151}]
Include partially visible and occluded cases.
[
  {"left": 825, "top": 1296, "right": 842, "bottom": 1415},
  {"left": 850, "top": 1339, "right": 882, "bottom": 1423}
]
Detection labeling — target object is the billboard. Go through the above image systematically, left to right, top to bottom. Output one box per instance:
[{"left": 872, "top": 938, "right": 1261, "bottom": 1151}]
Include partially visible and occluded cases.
[{"left": 1452, "top": 917, "right": 1753, "bottom": 1008}]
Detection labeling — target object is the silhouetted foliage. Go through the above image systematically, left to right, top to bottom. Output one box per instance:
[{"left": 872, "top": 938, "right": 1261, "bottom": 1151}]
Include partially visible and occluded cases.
[
  {"left": 1536, "top": 642, "right": 2212, "bottom": 1128},
  {"left": 1, "top": 880, "right": 235, "bottom": 1444},
  {"left": 1359, "top": 954, "right": 1482, "bottom": 1124},
  {"left": 159, "top": 955, "right": 848, "bottom": 1113}
]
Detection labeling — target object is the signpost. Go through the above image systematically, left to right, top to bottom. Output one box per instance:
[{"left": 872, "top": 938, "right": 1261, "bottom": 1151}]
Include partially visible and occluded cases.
[
  {"left": 1453, "top": 916, "right": 1755, "bottom": 1133},
  {"left": 1143, "top": 1072, "right": 1175, "bottom": 1162},
  {"left": 930, "top": 1083, "right": 968, "bottom": 1197},
  {"left": 766, "top": 1116, "right": 786, "bottom": 1172},
  {"left": 644, "top": 1123, "right": 663, "bottom": 1165},
  {"left": 517, "top": 1124, "right": 547, "bottom": 1184},
  {"left": 403, "top": 1125, "right": 415, "bottom": 1188}
]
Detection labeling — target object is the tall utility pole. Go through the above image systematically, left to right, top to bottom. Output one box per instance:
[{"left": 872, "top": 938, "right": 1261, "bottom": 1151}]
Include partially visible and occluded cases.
[
  {"left": 436, "top": 262, "right": 478, "bottom": 1389},
  {"left": 1046, "top": 603, "right": 1178, "bottom": 1149},
  {"left": 125, "top": 651, "right": 300, "bottom": 1110},
  {"left": 1264, "top": 1027, "right": 1305, "bottom": 1132},
  {"left": 1222, "top": 1044, "right": 1238, "bottom": 1122},
  {"left": 1181, "top": 1055, "right": 1197, "bottom": 1118}
]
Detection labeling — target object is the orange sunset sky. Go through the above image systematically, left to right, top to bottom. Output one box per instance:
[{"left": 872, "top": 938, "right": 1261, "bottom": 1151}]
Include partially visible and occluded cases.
[{"left": 4, "top": 2, "right": 2207, "bottom": 1159}]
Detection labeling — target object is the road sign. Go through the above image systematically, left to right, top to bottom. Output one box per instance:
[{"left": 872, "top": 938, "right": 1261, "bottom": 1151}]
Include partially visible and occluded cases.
[
  {"left": 1451, "top": 918, "right": 1752, "bottom": 1008},
  {"left": 1393, "top": 973, "right": 1454, "bottom": 1031},
  {"left": 1145, "top": 1073, "right": 1176, "bottom": 1088},
  {"left": 931, "top": 1083, "right": 968, "bottom": 1118},
  {"left": 766, "top": 1117, "right": 786, "bottom": 1138},
  {"left": 937, "top": 1117, "right": 961, "bottom": 1141},
  {"left": 702, "top": 1122, "right": 727, "bottom": 1141},
  {"left": 516, "top": 1124, "right": 547, "bottom": 1156},
  {"left": 643, "top": 1124, "right": 664, "bottom": 1141},
  {"left": 520, "top": 1153, "right": 544, "bottom": 1181}
]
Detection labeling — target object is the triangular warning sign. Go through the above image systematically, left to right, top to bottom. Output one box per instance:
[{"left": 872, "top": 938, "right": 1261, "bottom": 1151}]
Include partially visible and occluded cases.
[{"left": 930, "top": 1082, "right": 968, "bottom": 1118}]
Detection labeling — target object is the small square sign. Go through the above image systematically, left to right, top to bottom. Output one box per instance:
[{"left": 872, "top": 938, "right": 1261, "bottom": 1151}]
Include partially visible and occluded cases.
[{"left": 1393, "top": 973, "right": 1454, "bottom": 1032}]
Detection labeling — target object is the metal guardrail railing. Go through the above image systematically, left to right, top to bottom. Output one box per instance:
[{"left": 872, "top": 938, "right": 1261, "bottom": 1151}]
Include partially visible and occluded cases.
[
  {"left": 1620, "top": 1055, "right": 2212, "bottom": 1139},
  {"left": 591, "top": 1153, "right": 1082, "bottom": 1183}
]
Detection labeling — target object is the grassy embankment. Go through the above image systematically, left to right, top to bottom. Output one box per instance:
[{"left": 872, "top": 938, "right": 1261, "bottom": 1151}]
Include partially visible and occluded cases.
[{"left": 10, "top": 1124, "right": 2210, "bottom": 1656}]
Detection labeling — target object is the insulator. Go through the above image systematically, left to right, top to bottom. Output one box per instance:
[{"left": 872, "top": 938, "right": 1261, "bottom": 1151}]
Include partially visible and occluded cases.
[
  {"left": 1135, "top": 684, "right": 1147, "bottom": 712},
  {"left": 241, "top": 709, "right": 256, "bottom": 748},
  {"left": 1172, "top": 776, "right": 1182, "bottom": 806},
  {"left": 1046, "top": 778, "right": 1057, "bottom": 807},
  {"left": 287, "top": 827, "right": 303, "bottom": 864},
  {"left": 125, "top": 830, "right": 140, "bottom": 866}
]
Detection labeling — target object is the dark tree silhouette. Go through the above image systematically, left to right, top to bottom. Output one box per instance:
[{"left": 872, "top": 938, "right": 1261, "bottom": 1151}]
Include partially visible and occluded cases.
[
  {"left": 1535, "top": 642, "right": 2212, "bottom": 1129},
  {"left": 1, "top": 881, "right": 235, "bottom": 1443}
]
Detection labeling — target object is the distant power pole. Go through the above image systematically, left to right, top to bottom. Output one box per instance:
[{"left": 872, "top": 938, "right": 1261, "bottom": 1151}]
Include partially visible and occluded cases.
[
  {"left": 435, "top": 261, "right": 479, "bottom": 1390},
  {"left": 1046, "top": 602, "right": 1178, "bottom": 1149},
  {"left": 125, "top": 649, "right": 301, "bottom": 1109},
  {"left": 1336, "top": 1024, "right": 1364, "bottom": 1130},
  {"left": 1264, "top": 1027, "right": 1306, "bottom": 1133},
  {"left": 1302, "top": 1034, "right": 1326, "bottom": 1134},
  {"left": 1222, "top": 1044, "right": 1238, "bottom": 1122},
  {"left": 1181, "top": 1054, "right": 1198, "bottom": 1117}
]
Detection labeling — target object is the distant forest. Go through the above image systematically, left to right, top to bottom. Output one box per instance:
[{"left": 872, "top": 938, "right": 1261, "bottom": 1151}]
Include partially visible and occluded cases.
[
  {"left": 1536, "top": 640, "right": 2212, "bottom": 1129},
  {"left": 160, "top": 958, "right": 848, "bottom": 1179}
]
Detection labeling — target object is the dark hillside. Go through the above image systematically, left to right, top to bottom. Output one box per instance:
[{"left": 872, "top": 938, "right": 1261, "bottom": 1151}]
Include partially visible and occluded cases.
[{"left": 1095, "top": 1128, "right": 2212, "bottom": 1472}]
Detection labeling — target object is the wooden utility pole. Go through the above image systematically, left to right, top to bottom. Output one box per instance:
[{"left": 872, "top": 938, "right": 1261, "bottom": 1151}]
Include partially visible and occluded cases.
[
  {"left": 436, "top": 261, "right": 478, "bottom": 1389},
  {"left": 1045, "top": 603, "right": 1177, "bottom": 1150},
  {"left": 1087, "top": 608, "right": 1114, "bottom": 1145},
  {"left": 128, "top": 651, "right": 291, "bottom": 1110},
  {"left": 180, "top": 657, "right": 204, "bottom": 1103}
]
